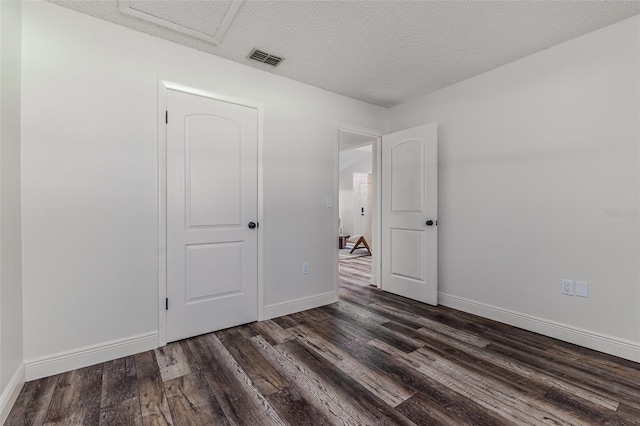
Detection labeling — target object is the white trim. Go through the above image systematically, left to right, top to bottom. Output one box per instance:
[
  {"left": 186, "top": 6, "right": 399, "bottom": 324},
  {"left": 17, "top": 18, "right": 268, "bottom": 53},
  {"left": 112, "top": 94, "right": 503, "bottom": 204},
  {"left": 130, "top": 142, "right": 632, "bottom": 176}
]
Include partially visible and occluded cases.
[
  {"left": 118, "top": 0, "right": 243, "bottom": 45},
  {"left": 157, "top": 80, "right": 265, "bottom": 345},
  {"left": 157, "top": 80, "right": 168, "bottom": 347},
  {"left": 256, "top": 104, "right": 265, "bottom": 322},
  {"left": 334, "top": 123, "right": 383, "bottom": 291},
  {"left": 373, "top": 133, "right": 382, "bottom": 288},
  {"left": 264, "top": 291, "right": 338, "bottom": 320},
  {"left": 439, "top": 292, "right": 640, "bottom": 362},
  {"left": 24, "top": 332, "right": 158, "bottom": 381},
  {"left": 0, "top": 362, "right": 25, "bottom": 425}
]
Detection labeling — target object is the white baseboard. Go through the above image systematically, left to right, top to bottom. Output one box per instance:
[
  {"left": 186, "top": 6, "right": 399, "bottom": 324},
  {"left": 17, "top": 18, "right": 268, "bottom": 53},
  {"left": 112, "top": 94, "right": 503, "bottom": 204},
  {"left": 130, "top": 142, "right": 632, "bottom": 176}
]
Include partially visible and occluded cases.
[
  {"left": 264, "top": 291, "right": 338, "bottom": 320},
  {"left": 439, "top": 292, "right": 640, "bottom": 362},
  {"left": 25, "top": 331, "right": 158, "bottom": 381},
  {"left": 0, "top": 362, "right": 25, "bottom": 425}
]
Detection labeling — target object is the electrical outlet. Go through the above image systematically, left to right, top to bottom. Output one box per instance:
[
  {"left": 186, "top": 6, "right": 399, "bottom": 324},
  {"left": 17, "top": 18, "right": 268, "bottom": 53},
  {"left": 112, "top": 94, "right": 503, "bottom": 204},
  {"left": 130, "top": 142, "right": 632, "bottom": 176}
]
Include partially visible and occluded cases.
[
  {"left": 302, "top": 262, "right": 310, "bottom": 275},
  {"left": 561, "top": 279, "right": 574, "bottom": 295},
  {"left": 575, "top": 281, "right": 588, "bottom": 297}
]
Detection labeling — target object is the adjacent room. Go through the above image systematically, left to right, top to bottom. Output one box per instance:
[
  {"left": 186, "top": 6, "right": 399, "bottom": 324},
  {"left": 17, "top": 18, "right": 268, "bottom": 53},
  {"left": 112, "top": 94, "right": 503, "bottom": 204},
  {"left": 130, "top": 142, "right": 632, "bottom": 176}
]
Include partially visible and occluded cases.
[
  {"left": 2, "top": 0, "right": 640, "bottom": 424},
  {"left": 338, "top": 129, "right": 375, "bottom": 289}
]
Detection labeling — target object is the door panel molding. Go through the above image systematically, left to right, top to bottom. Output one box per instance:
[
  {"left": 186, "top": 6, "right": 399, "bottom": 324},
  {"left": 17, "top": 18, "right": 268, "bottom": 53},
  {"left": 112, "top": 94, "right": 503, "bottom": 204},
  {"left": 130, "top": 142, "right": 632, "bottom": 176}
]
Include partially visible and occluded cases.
[{"left": 157, "top": 80, "right": 264, "bottom": 347}]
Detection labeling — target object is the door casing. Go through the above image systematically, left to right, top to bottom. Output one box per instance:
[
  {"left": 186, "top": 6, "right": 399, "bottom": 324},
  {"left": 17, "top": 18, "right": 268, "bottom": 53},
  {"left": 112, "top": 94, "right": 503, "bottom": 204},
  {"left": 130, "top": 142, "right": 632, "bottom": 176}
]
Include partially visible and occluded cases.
[{"left": 157, "top": 80, "right": 264, "bottom": 347}]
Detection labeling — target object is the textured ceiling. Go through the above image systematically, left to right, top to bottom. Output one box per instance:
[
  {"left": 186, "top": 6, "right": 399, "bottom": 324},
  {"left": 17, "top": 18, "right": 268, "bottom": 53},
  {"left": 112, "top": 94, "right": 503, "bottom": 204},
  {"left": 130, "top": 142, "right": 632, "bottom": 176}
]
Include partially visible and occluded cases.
[{"left": 48, "top": 1, "right": 640, "bottom": 107}]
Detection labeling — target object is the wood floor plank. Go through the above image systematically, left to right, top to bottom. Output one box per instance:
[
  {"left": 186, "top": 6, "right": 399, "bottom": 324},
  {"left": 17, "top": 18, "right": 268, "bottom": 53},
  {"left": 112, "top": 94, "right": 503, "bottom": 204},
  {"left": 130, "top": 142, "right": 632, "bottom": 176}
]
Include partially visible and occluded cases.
[
  {"left": 337, "top": 288, "right": 377, "bottom": 307},
  {"left": 367, "top": 290, "right": 558, "bottom": 352},
  {"left": 325, "top": 298, "right": 425, "bottom": 331},
  {"left": 328, "top": 299, "right": 389, "bottom": 324},
  {"left": 372, "top": 301, "right": 490, "bottom": 348},
  {"left": 305, "top": 305, "right": 425, "bottom": 353},
  {"left": 451, "top": 308, "right": 563, "bottom": 351},
  {"left": 293, "top": 310, "right": 360, "bottom": 345},
  {"left": 271, "top": 314, "right": 300, "bottom": 330},
  {"left": 250, "top": 319, "right": 295, "bottom": 345},
  {"left": 383, "top": 320, "right": 550, "bottom": 397},
  {"left": 406, "top": 320, "right": 621, "bottom": 412},
  {"left": 235, "top": 324, "right": 260, "bottom": 340},
  {"left": 288, "top": 324, "right": 416, "bottom": 407},
  {"left": 216, "top": 326, "right": 243, "bottom": 341},
  {"left": 219, "top": 327, "right": 290, "bottom": 396},
  {"left": 187, "top": 333, "right": 285, "bottom": 425},
  {"left": 249, "top": 334, "right": 361, "bottom": 425},
  {"left": 277, "top": 339, "right": 416, "bottom": 425},
  {"left": 371, "top": 339, "right": 586, "bottom": 425},
  {"left": 552, "top": 340, "right": 640, "bottom": 372},
  {"left": 154, "top": 341, "right": 197, "bottom": 382},
  {"left": 350, "top": 341, "right": 511, "bottom": 426},
  {"left": 489, "top": 341, "right": 640, "bottom": 406},
  {"left": 543, "top": 344, "right": 640, "bottom": 401},
  {"left": 547, "top": 344, "right": 640, "bottom": 384},
  {"left": 413, "top": 347, "right": 586, "bottom": 425},
  {"left": 134, "top": 351, "right": 174, "bottom": 426},
  {"left": 99, "top": 356, "right": 142, "bottom": 426},
  {"left": 43, "top": 364, "right": 103, "bottom": 425},
  {"left": 163, "top": 371, "right": 229, "bottom": 425},
  {"left": 5, "top": 375, "right": 59, "bottom": 426},
  {"left": 266, "top": 386, "right": 334, "bottom": 426},
  {"left": 543, "top": 386, "right": 632, "bottom": 425},
  {"left": 395, "top": 392, "right": 476, "bottom": 426},
  {"left": 617, "top": 402, "right": 640, "bottom": 420}
]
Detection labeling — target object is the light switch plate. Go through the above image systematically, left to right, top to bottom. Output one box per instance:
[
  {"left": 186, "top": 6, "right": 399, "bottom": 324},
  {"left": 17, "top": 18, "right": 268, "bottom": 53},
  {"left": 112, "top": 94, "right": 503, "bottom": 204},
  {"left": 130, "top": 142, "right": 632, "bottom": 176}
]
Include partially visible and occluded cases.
[
  {"left": 325, "top": 196, "right": 333, "bottom": 208},
  {"left": 575, "top": 281, "right": 588, "bottom": 297}
]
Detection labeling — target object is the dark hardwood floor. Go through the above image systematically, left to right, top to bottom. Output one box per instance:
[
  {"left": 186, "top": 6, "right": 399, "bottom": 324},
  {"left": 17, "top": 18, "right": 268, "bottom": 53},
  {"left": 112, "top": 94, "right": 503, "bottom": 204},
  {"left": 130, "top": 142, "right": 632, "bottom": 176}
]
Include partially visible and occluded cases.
[{"left": 7, "top": 255, "right": 640, "bottom": 425}]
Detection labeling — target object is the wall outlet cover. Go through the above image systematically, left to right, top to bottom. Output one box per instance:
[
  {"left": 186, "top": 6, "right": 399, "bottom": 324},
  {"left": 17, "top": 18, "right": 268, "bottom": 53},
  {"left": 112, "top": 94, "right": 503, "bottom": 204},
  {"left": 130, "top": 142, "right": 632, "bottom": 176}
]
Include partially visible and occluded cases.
[
  {"left": 302, "top": 262, "right": 310, "bottom": 275},
  {"left": 561, "top": 279, "right": 575, "bottom": 295}
]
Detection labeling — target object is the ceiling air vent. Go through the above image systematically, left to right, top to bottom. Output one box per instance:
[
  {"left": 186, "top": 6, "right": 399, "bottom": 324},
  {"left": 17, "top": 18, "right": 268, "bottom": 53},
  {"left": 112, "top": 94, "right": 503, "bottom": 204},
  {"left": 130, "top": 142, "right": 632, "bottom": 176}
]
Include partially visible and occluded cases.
[{"left": 248, "top": 48, "right": 284, "bottom": 67}]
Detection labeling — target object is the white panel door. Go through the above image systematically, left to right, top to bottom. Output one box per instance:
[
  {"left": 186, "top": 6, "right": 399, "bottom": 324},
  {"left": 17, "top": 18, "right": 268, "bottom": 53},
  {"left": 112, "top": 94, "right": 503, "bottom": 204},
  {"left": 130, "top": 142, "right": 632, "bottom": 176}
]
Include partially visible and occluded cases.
[
  {"left": 167, "top": 89, "right": 258, "bottom": 342},
  {"left": 382, "top": 123, "right": 437, "bottom": 305}
]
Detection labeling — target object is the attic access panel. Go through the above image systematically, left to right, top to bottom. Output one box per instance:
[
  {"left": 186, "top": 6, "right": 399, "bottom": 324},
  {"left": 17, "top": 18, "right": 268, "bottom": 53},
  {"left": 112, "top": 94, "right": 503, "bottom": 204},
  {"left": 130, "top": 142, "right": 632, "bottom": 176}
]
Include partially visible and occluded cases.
[{"left": 119, "top": 0, "right": 243, "bottom": 45}]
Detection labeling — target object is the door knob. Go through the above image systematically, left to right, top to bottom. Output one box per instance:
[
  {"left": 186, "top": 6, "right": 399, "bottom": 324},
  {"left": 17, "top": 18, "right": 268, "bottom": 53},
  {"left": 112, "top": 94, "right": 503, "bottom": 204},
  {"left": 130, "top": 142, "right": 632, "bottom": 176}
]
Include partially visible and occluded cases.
[
  {"left": 426, "top": 220, "right": 436, "bottom": 226},
  {"left": 248, "top": 222, "right": 257, "bottom": 229}
]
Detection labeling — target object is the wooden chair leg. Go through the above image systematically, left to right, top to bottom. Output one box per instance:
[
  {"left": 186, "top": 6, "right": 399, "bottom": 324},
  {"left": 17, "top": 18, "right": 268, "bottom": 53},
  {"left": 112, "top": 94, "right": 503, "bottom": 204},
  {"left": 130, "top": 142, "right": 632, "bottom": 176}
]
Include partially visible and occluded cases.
[{"left": 349, "top": 236, "right": 372, "bottom": 256}]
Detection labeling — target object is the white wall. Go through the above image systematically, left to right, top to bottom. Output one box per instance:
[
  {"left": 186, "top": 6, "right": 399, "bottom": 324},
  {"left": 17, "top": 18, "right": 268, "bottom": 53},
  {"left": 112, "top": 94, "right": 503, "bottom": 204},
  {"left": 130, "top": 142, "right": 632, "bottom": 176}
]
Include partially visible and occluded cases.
[
  {"left": 0, "top": 0, "right": 24, "bottom": 421},
  {"left": 18, "top": 0, "right": 640, "bottom": 381},
  {"left": 21, "top": 1, "right": 386, "bottom": 376},
  {"left": 389, "top": 16, "right": 640, "bottom": 359},
  {"left": 339, "top": 154, "right": 372, "bottom": 236}
]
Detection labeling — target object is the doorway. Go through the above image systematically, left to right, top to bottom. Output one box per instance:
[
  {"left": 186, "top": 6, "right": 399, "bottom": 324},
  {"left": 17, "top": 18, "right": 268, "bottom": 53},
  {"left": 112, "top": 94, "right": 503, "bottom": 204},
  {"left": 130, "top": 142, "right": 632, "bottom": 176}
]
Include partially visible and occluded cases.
[
  {"left": 335, "top": 122, "right": 438, "bottom": 306},
  {"left": 336, "top": 126, "right": 382, "bottom": 292}
]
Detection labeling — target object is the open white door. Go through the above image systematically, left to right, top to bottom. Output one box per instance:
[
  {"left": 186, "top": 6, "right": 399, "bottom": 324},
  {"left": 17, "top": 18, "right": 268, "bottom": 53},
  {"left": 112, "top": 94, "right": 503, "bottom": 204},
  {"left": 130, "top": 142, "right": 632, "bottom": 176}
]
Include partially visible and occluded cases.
[
  {"left": 166, "top": 88, "right": 258, "bottom": 342},
  {"left": 381, "top": 123, "right": 437, "bottom": 305}
]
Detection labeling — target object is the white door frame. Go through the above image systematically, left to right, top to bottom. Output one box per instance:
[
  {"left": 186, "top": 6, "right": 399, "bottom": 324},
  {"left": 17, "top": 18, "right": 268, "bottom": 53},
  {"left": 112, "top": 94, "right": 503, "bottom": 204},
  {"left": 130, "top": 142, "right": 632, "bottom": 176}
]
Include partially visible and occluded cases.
[
  {"left": 157, "top": 80, "right": 265, "bottom": 347},
  {"left": 334, "top": 123, "right": 383, "bottom": 292}
]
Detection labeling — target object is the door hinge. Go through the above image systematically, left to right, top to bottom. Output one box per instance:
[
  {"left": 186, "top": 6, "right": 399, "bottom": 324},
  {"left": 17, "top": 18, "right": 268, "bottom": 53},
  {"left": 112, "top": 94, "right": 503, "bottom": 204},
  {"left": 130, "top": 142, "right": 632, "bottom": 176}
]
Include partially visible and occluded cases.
[
  {"left": 165, "top": 110, "right": 168, "bottom": 124},
  {"left": 165, "top": 298, "right": 168, "bottom": 310}
]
